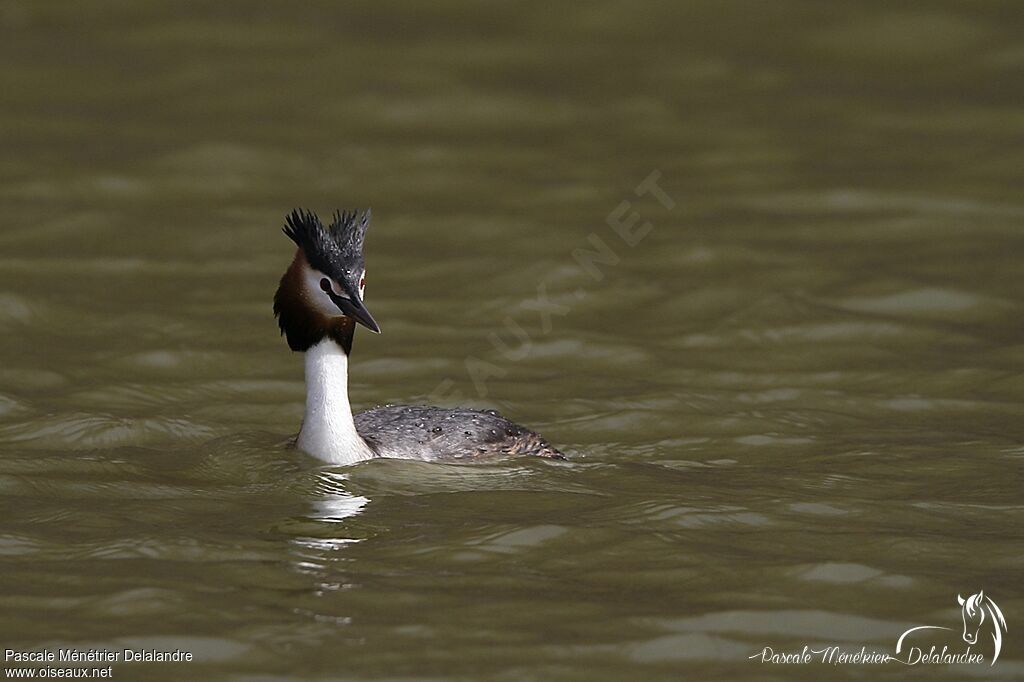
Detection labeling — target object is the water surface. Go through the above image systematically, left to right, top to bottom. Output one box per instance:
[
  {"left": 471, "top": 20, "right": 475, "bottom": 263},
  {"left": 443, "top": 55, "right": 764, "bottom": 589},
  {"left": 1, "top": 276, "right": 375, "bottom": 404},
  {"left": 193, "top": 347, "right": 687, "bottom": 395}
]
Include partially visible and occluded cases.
[{"left": 1, "top": 1, "right": 1022, "bottom": 679}]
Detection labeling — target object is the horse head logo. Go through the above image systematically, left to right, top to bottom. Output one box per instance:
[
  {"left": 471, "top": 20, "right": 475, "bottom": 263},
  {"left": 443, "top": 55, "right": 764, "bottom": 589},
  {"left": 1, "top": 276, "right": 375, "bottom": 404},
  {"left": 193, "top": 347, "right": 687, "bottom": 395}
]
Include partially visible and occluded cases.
[
  {"left": 896, "top": 590, "right": 1008, "bottom": 666},
  {"left": 958, "top": 591, "right": 1007, "bottom": 663}
]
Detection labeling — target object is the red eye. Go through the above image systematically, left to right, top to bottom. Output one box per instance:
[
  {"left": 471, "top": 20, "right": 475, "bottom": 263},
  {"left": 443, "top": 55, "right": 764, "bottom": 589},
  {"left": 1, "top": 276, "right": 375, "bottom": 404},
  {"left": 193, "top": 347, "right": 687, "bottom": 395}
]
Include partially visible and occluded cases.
[{"left": 360, "top": 277, "right": 365, "bottom": 289}]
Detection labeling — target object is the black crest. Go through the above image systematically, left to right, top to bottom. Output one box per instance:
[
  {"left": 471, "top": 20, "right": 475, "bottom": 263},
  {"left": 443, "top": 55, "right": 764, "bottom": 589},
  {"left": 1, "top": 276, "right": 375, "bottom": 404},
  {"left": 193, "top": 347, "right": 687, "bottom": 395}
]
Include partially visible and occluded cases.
[{"left": 282, "top": 208, "right": 370, "bottom": 281}]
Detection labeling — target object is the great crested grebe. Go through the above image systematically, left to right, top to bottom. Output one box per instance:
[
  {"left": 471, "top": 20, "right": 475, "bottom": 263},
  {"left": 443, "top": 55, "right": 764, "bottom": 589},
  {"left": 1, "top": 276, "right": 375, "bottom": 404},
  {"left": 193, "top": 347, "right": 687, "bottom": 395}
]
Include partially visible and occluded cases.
[{"left": 273, "top": 208, "right": 564, "bottom": 465}]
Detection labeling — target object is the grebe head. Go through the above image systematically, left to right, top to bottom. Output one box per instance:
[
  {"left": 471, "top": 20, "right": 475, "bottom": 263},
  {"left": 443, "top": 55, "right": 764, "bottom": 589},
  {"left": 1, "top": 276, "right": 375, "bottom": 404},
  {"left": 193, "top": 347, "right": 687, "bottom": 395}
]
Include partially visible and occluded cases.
[{"left": 273, "top": 208, "right": 380, "bottom": 353}]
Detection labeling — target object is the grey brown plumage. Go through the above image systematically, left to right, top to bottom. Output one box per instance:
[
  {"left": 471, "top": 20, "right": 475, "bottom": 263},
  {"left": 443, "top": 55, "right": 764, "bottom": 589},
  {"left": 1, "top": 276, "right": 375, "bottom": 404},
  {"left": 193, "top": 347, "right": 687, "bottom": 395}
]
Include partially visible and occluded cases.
[{"left": 355, "top": 405, "right": 565, "bottom": 461}]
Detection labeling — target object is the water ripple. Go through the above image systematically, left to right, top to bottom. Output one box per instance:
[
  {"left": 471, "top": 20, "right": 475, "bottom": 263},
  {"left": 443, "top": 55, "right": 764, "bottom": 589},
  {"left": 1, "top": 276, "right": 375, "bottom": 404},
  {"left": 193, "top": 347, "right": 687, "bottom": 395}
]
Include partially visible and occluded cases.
[{"left": 0, "top": 414, "right": 215, "bottom": 449}]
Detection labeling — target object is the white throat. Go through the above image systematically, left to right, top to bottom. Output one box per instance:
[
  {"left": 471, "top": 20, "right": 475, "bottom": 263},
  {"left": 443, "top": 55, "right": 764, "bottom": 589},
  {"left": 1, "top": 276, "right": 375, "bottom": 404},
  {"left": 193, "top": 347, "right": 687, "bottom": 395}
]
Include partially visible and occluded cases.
[{"left": 296, "top": 340, "right": 376, "bottom": 465}]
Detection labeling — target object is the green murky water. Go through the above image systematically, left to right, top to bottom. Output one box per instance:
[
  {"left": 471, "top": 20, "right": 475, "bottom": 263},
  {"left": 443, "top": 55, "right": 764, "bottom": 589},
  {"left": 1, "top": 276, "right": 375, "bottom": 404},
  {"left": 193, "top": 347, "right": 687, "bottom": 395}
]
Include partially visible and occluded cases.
[{"left": 2, "top": 2, "right": 1022, "bottom": 679}]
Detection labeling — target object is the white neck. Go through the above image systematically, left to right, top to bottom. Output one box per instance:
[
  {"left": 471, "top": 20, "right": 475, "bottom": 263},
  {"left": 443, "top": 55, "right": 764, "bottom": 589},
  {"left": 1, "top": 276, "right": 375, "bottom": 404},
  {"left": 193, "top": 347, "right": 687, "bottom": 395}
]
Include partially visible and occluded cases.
[{"left": 296, "top": 339, "right": 376, "bottom": 465}]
